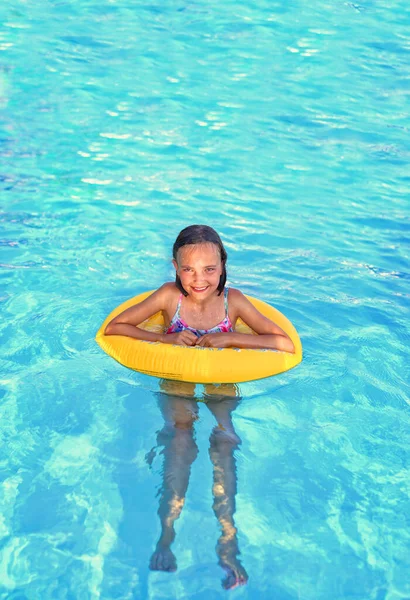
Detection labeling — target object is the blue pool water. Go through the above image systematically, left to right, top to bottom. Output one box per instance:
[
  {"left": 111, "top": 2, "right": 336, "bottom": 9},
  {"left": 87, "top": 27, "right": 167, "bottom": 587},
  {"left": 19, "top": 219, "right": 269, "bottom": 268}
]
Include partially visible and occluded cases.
[{"left": 1, "top": 0, "right": 410, "bottom": 598}]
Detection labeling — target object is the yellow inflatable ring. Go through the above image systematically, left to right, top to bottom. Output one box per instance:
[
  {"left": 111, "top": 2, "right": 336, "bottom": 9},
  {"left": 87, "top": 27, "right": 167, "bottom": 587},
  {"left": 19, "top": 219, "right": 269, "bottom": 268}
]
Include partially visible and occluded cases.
[{"left": 95, "top": 291, "right": 302, "bottom": 384}]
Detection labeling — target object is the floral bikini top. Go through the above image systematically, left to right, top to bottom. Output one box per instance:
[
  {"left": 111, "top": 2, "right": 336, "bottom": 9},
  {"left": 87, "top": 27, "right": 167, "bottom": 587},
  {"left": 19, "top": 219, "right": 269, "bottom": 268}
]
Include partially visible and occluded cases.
[{"left": 165, "top": 287, "right": 234, "bottom": 338}]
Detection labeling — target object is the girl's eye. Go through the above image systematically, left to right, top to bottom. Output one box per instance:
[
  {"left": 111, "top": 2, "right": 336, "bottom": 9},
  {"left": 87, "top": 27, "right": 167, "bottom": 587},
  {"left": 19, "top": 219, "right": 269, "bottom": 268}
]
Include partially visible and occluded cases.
[
  {"left": 182, "top": 268, "right": 192, "bottom": 272},
  {"left": 206, "top": 268, "right": 215, "bottom": 272}
]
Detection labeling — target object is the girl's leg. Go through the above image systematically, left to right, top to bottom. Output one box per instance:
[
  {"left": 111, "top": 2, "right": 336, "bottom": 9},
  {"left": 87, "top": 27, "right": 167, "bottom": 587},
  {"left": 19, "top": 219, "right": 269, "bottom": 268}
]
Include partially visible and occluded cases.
[
  {"left": 149, "top": 381, "right": 199, "bottom": 572},
  {"left": 205, "top": 386, "right": 248, "bottom": 589}
]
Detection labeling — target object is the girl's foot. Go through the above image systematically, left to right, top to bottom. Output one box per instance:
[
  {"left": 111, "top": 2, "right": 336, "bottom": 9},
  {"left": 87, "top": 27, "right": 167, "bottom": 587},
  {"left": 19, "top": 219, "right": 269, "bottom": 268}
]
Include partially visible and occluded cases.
[
  {"left": 149, "top": 545, "right": 177, "bottom": 572},
  {"left": 220, "top": 559, "right": 248, "bottom": 590}
]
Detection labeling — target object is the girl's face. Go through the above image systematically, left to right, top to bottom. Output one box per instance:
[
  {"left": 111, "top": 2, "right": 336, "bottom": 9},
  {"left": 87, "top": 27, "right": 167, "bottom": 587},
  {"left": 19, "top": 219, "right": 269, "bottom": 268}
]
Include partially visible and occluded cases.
[{"left": 173, "top": 243, "right": 223, "bottom": 299}]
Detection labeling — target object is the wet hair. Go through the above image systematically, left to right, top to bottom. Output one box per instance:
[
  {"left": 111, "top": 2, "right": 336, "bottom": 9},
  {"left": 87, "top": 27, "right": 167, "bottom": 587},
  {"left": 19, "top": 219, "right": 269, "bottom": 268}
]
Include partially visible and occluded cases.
[{"left": 172, "top": 225, "right": 228, "bottom": 296}]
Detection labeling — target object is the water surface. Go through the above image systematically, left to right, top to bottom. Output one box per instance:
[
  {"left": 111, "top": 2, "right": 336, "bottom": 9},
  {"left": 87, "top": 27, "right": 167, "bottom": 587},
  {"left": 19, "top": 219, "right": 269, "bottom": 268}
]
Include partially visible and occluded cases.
[{"left": 1, "top": 1, "right": 410, "bottom": 598}]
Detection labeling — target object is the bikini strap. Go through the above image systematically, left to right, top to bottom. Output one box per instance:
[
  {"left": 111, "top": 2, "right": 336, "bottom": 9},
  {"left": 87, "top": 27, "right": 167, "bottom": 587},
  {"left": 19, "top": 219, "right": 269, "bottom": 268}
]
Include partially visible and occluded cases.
[
  {"left": 223, "top": 287, "right": 229, "bottom": 316},
  {"left": 175, "top": 294, "right": 183, "bottom": 317}
]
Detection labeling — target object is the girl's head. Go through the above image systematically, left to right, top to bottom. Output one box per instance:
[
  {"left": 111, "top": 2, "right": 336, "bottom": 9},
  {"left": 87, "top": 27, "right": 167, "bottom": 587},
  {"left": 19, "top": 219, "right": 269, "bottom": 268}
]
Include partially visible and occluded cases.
[{"left": 172, "top": 225, "right": 228, "bottom": 297}]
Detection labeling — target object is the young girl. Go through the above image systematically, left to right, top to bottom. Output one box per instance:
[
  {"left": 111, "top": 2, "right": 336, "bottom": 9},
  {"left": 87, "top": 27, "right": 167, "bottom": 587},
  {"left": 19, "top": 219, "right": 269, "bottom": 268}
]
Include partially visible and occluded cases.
[
  {"left": 105, "top": 224, "right": 295, "bottom": 353},
  {"left": 105, "top": 225, "right": 294, "bottom": 588}
]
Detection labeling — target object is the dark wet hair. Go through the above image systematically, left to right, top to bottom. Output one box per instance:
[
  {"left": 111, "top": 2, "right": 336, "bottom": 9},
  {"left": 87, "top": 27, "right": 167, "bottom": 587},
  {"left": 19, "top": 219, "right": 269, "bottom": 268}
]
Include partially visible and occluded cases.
[{"left": 172, "top": 225, "right": 228, "bottom": 296}]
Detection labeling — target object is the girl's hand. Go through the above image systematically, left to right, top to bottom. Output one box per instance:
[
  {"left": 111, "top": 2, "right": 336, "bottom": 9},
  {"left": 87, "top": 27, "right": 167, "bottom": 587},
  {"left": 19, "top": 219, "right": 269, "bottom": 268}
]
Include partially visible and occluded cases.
[
  {"left": 163, "top": 331, "right": 198, "bottom": 346},
  {"left": 195, "top": 333, "right": 235, "bottom": 348}
]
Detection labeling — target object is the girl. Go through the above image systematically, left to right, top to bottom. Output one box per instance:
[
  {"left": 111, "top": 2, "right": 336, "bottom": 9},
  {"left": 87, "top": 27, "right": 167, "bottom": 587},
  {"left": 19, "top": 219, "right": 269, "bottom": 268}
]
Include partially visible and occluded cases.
[
  {"left": 105, "top": 224, "right": 295, "bottom": 353},
  {"left": 105, "top": 224, "right": 294, "bottom": 588}
]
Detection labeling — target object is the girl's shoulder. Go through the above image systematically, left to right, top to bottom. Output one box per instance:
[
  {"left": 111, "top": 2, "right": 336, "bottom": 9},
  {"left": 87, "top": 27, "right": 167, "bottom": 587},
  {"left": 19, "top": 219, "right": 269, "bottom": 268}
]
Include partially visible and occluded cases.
[
  {"left": 159, "top": 281, "right": 179, "bottom": 293},
  {"left": 157, "top": 282, "right": 180, "bottom": 309},
  {"left": 137, "top": 283, "right": 179, "bottom": 321},
  {"left": 227, "top": 287, "right": 246, "bottom": 304}
]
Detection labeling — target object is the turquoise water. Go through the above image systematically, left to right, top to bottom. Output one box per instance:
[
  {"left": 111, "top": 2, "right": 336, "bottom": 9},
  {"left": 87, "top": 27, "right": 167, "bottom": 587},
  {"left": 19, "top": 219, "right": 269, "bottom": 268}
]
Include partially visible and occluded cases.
[{"left": 1, "top": 0, "right": 410, "bottom": 598}]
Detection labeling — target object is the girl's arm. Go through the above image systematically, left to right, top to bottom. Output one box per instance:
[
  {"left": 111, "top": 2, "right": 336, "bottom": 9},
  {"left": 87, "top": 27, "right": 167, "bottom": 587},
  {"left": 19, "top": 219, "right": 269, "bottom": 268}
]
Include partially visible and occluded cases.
[
  {"left": 104, "top": 283, "right": 198, "bottom": 346},
  {"left": 104, "top": 284, "right": 169, "bottom": 342},
  {"left": 196, "top": 289, "right": 295, "bottom": 352}
]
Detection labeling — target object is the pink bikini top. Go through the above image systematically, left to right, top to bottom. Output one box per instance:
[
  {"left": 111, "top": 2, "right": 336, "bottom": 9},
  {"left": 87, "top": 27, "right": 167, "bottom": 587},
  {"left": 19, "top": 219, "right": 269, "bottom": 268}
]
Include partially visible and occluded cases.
[{"left": 165, "top": 287, "right": 233, "bottom": 338}]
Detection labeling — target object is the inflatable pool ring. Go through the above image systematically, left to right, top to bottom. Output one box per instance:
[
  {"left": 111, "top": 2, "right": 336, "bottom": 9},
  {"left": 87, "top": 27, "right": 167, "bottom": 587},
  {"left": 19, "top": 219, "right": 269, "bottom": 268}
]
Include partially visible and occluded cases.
[{"left": 96, "top": 291, "right": 302, "bottom": 384}]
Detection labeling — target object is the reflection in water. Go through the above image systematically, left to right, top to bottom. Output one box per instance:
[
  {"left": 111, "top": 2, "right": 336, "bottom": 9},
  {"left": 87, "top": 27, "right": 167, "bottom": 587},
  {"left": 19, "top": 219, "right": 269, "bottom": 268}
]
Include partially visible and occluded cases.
[{"left": 146, "top": 380, "right": 248, "bottom": 590}]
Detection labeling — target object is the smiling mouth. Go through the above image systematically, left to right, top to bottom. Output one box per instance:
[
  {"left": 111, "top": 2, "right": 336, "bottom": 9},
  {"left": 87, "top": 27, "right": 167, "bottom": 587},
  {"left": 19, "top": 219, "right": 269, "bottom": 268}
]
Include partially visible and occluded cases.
[{"left": 192, "top": 286, "right": 209, "bottom": 293}]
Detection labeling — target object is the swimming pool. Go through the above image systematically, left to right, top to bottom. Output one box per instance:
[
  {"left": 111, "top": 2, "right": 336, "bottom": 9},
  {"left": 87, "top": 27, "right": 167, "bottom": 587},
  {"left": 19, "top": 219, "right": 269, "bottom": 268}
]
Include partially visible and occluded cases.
[{"left": 1, "top": 0, "right": 409, "bottom": 598}]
